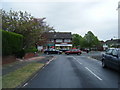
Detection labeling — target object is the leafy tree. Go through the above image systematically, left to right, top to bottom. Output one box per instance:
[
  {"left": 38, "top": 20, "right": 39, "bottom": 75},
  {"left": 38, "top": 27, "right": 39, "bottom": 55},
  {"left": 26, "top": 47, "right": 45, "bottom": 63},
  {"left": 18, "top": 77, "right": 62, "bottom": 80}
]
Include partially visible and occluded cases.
[
  {"left": 1, "top": 9, "right": 54, "bottom": 49},
  {"left": 83, "top": 31, "right": 100, "bottom": 48},
  {"left": 72, "top": 34, "right": 84, "bottom": 48}
]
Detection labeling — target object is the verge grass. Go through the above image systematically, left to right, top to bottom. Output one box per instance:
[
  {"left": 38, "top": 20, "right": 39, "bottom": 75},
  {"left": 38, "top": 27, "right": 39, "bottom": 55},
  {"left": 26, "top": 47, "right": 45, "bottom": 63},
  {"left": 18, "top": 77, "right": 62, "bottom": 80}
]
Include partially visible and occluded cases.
[{"left": 2, "top": 63, "right": 44, "bottom": 88}]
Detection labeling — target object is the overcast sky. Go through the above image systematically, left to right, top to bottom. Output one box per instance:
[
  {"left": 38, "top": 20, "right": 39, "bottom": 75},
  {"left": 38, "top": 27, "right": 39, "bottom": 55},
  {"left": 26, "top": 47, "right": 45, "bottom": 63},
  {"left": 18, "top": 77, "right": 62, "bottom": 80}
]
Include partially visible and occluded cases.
[{"left": 2, "top": 0, "right": 119, "bottom": 41}]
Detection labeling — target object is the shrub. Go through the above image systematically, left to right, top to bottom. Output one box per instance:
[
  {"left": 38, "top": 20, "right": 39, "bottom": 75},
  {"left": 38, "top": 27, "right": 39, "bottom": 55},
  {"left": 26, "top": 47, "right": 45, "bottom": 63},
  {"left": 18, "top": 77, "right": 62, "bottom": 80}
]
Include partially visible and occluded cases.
[
  {"left": 2, "top": 30, "right": 24, "bottom": 56},
  {"left": 25, "top": 47, "right": 38, "bottom": 53},
  {"left": 15, "top": 49, "right": 25, "bottom": 58}
]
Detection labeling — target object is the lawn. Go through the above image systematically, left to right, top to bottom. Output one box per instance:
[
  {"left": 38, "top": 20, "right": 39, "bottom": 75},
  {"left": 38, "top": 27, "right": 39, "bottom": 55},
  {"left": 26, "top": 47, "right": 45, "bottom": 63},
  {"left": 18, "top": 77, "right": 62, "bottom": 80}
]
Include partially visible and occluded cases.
[{"left": 2, "top": 62, "right": 44, "bottom": 88}]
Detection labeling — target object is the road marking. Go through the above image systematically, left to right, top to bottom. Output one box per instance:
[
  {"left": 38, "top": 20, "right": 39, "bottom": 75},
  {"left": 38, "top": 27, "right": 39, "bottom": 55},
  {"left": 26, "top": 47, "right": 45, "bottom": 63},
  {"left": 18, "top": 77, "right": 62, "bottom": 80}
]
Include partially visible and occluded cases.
[
  {"left": 66, "top": 56, "right": 74, "bottom": 57},
  {"left": 72, "top": 56, "right": 82, "bottom": 65},
  {"left": 72, "top": 56, "right": 76, "bottom": 60},
  {"left": 46, "top": 57, "right": 56, "bottom": 65},
  {"left": 85, "top": 67, "right": 102, "bottom": 81},
  {"left": 23, "top": 83, "right": 28, "bottom": 87}
]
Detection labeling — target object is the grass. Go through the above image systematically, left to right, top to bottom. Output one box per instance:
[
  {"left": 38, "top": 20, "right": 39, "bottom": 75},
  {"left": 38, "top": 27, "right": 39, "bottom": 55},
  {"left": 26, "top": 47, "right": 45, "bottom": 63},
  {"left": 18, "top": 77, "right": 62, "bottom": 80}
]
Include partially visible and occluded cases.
[{"left": 2, "top": 62, "right": 44, "bottom": 88}]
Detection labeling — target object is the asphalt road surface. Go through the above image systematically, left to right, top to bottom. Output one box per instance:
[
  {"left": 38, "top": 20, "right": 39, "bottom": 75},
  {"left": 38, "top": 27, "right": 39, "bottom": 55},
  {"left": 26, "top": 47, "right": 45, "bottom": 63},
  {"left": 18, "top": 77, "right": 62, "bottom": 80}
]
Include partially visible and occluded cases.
[{"left": 23, "top": 54, "right": 119, "bottom": 88}]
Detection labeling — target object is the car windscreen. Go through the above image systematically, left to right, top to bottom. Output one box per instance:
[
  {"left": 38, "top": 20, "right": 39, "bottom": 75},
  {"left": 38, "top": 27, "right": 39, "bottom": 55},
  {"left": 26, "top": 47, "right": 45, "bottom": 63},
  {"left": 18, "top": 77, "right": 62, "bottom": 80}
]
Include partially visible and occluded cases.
[{"left": 106, "top": 49, "right": 113, "bottom": 54}]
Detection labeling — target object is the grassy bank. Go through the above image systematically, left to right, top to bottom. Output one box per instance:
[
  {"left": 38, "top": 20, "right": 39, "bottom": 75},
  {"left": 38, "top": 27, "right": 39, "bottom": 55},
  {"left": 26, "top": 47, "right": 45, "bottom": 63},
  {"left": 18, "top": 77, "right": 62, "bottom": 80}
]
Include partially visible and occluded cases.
[{"left": 2, "top": 62, "right": 44, "bottom": 88}]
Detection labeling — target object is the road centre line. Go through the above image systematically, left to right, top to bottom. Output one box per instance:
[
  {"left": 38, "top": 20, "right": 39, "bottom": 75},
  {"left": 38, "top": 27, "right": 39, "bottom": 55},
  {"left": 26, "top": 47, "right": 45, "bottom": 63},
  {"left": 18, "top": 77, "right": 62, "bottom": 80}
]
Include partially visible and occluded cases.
[
  {"left": 71, "top": 56, "right": 102, "bottom": 81},
  {"left": 72, "top": 56, "right": 82, "bottom": 65},
  {"left": 72, "top": 56, "right": 76, "bottom": 60},
  {"left": 85, "top": 67, "right": 102, "bottom": 81}
]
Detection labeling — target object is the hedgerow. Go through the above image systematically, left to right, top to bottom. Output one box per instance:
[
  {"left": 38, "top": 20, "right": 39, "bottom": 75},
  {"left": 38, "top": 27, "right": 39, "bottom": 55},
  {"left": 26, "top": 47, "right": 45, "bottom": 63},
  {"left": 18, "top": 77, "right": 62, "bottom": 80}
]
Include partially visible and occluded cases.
[{"left": 2, "top": 30, "right": 23, "bottom": 56}]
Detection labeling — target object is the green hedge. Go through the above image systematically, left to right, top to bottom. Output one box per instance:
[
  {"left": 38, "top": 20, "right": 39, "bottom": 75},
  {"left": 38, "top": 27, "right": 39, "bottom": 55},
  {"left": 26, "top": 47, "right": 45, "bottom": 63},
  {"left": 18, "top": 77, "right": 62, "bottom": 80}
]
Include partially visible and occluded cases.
[
  {"left": 2, "top": 30, "right": 24, "bottom": 56},
  {"left": 25, "top": 47, "right": 38, "bottom": 53}
]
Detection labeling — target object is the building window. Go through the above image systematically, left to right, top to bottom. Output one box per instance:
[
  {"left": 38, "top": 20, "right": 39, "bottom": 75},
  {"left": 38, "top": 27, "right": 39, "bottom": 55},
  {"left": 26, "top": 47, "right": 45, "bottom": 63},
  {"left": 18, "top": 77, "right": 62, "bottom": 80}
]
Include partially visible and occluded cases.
[
  {"left": 50, "top": 39, "right": 54, "bottom": 42},
  {"left": 56, "top": 39, "right": 63, "bottom": 42},
  {"left": 64, "top": 39, "right": 71, "bottom": 42}
]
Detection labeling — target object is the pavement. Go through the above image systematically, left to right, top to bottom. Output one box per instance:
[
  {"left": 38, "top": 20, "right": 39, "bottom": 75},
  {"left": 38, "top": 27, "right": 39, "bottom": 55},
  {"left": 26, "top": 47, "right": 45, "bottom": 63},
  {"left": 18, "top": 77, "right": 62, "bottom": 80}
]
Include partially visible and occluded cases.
[
  {"left": 23, "top": 54, "right": 119, "bottom": 88},
  {"left": 2, "top": 55, "right": 53, "bottom": 76}
]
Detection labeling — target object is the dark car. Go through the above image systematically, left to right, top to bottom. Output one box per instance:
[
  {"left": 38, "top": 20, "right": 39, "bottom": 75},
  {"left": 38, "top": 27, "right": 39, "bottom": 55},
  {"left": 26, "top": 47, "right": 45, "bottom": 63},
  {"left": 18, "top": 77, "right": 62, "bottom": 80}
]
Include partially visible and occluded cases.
[
  {"left": 44, "top": 48, "right": 62, "bottom": 54},
  {"left": 82, "top": 48, "right": 90, "bottom": 53},
  {"left": 102, "top": 48, "right": 120, "bottom": 70},
  {"left": 65, "top": 49, "right": 82, "bottom": 55}
]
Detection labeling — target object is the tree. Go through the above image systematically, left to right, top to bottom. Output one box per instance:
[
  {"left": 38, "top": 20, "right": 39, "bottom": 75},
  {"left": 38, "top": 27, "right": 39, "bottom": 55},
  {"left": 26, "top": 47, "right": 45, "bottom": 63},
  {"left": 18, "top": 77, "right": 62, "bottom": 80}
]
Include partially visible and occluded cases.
[
  {"left": 1, "top": 9, "right": 55, "bottom": 49},
  {"left": 83, "top": 31, "right": 100, "bottom": 48},
  {"left": 72, "top": 34, "right": 84, "bottom": 48}
]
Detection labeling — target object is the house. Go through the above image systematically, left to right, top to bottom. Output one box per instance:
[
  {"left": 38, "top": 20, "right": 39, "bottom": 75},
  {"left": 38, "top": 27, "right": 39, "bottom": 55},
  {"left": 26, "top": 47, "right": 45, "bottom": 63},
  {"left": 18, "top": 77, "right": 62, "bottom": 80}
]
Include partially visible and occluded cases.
[
  {"left": 38, "top": 32, "right": 73, "bottom": 50},
  {"left": 101, "top": 39, "right": 120, "bottom": 50},
  {"left": 105, "top": 39, "right": 120, "bottom": 47}
]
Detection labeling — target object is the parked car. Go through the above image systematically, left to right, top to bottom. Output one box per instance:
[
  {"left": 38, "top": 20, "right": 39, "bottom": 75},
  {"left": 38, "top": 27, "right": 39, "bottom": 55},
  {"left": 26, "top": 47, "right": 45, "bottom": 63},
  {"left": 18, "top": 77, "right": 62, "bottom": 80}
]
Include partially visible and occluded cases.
[
  {"left": 44, "top": 48, "right": 62, "bottom": 54},
  {"left": 82, "top": 48, "right": 90, "bottom": 53},
  {"left": 102, "top": 48, "right": 120, "bottom": 70},
  {"left": 59, "top": 49, "right": 69, "bottom": 52},
  {"left": 65, "top": 49, "right": 82, "bottom": 55}
]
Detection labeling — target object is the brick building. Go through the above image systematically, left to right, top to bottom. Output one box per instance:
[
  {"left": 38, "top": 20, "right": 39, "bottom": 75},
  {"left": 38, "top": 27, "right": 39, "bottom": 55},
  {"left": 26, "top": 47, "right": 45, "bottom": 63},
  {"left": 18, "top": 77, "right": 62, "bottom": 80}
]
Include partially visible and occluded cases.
[{"left": 41, "top": 32, "right": 73, "bottom": 50}]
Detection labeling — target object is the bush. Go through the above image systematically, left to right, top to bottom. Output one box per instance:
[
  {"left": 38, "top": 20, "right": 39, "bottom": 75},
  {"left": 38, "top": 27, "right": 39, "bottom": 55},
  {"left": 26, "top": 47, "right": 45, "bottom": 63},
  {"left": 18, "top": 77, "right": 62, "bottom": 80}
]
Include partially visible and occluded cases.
[
  {"left": 2, "top": 30, "right": 24, "bottom": 56},
  {"left": 25, "top": 47, "right": 38, "bottom": 53},
  {"left": 15, "top": 49, "right": 25, "bottom": 58}
]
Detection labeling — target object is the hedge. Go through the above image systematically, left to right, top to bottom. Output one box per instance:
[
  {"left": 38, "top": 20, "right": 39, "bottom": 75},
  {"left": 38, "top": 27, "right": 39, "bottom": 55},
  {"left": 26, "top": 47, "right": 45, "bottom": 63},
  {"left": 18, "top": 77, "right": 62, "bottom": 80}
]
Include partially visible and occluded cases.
[
  {"left": 1, "top": 30, "right": 24, "bottom": 56},
  {"left": 25, "top": 47, "right": 38, "bottom": 53}
]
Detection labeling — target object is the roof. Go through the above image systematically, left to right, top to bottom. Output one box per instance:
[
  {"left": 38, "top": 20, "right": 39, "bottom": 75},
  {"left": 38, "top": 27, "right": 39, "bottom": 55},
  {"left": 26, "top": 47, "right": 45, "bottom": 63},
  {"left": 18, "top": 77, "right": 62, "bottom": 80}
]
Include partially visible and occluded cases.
[
  {"left": 46, "top": 32, "right": 72, "bottom": 39},
  {"left": 105, "top": 39, "right": 120, "bottom": 44}
]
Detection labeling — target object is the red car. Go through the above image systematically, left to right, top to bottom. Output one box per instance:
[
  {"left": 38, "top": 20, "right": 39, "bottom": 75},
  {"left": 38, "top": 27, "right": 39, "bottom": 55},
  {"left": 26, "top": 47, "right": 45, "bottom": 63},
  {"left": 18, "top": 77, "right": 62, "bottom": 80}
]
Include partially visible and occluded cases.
[{"left": 65, "top": 49, "right": 82, "bottom": 55}]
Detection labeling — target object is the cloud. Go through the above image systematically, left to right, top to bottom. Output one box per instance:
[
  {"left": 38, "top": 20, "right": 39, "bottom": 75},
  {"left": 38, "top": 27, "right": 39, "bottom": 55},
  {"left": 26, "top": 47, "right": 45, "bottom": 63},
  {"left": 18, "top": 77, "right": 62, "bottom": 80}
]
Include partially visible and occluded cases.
[
  {"left": 2, "top": 0, "right": 119, "bottom": 41},
  {"left": 2, "top": 0, "right": 111, "bottom": 2}
]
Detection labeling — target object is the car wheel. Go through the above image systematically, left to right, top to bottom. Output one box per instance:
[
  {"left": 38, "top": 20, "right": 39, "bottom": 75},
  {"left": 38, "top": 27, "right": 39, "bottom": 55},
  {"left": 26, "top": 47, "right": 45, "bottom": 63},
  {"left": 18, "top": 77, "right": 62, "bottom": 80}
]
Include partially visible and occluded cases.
[
  {"left": 46, "top": 52, "right": 49, "bottom": 55},
  {"left": 67, "top": 53, "right": 69, "bottom": 55},
  {"left": 77, "top": 53, "right": 80, "bottom": 55},
  {"left": 102, "top": 60, "right": 106, "bottom": 68}
]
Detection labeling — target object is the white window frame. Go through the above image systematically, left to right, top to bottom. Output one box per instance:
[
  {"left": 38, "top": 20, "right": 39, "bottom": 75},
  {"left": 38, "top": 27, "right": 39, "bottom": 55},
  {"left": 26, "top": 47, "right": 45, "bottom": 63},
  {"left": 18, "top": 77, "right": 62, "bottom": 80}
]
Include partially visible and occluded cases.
[
  {"left": 56, "top": 39, "right": 63, "bottom": 42},
  {"left": 64, "top": 39, "right": 71, "bottom": 42}
]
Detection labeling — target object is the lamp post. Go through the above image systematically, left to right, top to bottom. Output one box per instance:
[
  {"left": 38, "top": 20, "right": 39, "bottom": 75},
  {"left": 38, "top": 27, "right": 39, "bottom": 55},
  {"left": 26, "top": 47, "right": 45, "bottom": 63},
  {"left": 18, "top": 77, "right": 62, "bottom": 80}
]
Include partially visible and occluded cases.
[{"left": 118, "top": 1, "right": 120, "bottom": 39}]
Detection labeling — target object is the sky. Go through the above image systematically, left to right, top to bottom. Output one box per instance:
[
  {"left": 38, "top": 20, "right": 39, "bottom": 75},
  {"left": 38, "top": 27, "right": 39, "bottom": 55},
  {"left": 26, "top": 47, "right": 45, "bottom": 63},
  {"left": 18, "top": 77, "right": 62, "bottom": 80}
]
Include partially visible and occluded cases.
[{"left": 1, "top": 0, "right": 119, "bottom": 41}]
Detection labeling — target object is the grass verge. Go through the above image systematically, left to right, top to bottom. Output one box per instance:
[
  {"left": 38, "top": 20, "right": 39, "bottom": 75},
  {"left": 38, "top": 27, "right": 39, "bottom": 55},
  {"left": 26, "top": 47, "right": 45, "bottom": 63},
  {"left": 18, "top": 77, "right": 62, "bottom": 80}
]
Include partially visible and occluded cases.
[{"left": 2, "top": 62, "right": 44, "bottom": 88}]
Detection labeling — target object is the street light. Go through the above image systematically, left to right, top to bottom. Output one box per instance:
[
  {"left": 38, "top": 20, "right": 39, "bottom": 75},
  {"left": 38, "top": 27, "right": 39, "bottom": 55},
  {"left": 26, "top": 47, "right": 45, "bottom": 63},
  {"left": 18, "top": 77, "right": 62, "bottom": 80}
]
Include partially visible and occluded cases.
[{"left": 117, "top": 1, "right": 120, "bottom": 39}]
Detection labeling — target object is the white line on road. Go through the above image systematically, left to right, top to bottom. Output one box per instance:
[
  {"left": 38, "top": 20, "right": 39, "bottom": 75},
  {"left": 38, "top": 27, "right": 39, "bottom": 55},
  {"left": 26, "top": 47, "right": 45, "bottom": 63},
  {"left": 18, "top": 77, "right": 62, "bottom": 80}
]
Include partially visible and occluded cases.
[
  {"left": 66, "top": 56, "right": 74, "bottom": 57},
  {"left": 72, "top": 56, "right": 82, "bottom": 65},
  {"left": 72, "top": 56, "right": 76, "bottom": 60},
  {"left": 85, "top": 67, "right": 102, "bottom": 81},
  {"left": 23, "top": 83, "right": 28, "bottom": 87}
]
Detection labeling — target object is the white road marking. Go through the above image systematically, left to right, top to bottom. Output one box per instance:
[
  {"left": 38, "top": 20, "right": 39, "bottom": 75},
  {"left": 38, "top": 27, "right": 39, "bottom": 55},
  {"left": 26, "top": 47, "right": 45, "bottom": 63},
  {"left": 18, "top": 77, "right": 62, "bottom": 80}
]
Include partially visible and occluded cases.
[
  {"left": 66, "top": 56, "right": 74, "bottom": 57},
  {"left": 72, "top": 56, "right": 82, "bottom": 65},
  {"left": 72, "top": 56, "right": 76, "bottom": 60},
  {"left": 46, "top": 57, "right": 56, "bottom": 65},
  {"left": 85, "top": 67, "right": 102, "bottom": 81},
  {"left": 23, "top": 83, "right": 28, "bottom": 87}
]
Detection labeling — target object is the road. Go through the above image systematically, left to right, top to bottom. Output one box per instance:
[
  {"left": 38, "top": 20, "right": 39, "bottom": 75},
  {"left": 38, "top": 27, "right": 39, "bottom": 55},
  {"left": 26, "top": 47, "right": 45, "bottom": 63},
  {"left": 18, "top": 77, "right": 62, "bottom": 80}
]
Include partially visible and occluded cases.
[{"left": 23, "top": 53, "right": 119, "bottom": 88}]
